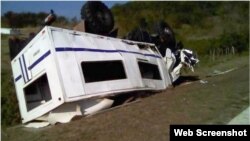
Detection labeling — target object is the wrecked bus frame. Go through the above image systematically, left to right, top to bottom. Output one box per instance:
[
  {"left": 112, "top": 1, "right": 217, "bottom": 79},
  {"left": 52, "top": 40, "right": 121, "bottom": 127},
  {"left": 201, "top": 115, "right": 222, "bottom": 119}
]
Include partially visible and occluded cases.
[{"left": 11, "top": 26, "right": 172, "bottom": 124}]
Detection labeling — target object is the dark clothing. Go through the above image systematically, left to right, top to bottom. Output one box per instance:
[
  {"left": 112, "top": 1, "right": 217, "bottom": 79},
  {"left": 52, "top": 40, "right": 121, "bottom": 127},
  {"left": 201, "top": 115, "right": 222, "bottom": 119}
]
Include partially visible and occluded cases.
[{"left": 126, "top": 27, "right": 152, "bottom": 43}]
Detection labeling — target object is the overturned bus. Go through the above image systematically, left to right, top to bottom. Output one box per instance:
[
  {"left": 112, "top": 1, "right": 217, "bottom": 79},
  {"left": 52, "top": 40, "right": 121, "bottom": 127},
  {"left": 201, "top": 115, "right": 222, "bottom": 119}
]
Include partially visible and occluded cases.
[
  {"left": 10, "top": 1, "right": 199, "bottom": 127},
  {"left": 11, "top": 26, "right": 173, "bottom": 124}
]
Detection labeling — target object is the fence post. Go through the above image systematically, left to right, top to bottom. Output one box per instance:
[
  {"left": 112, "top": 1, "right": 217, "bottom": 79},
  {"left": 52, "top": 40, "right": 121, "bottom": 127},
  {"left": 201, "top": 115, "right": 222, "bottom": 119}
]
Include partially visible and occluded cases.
[
  {"left": 231, "top": 46, "right": 235, "bottom": 55},
  {"left": 212, "top": 49, "right": 215, "bottom": 61}
]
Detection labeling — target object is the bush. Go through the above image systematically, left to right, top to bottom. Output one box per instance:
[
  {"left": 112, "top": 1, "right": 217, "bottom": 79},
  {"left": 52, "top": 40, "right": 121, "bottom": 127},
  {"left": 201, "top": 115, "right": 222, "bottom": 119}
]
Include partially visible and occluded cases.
[
  {"left": 207, "top": 31, "right": 249, "bottom": 55},
  {"left": 219, "top": 31, "right": 249, "bottom": 54},
  {"left": 1, "top": 71, "right": 21, "bottom": 127}
]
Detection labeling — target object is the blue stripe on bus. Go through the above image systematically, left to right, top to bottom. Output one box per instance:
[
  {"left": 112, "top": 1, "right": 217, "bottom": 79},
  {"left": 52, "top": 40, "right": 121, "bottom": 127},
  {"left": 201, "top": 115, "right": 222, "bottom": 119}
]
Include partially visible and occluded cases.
[
  {"left": 55, "top": 47, "right": 161, "bottom": 59},
  {"left": 28, "top": 50, "right": 51, "bottom": 70},
  {"left": 22, "top": 54, "right": 29, "bottom": 81},
  {"left": 19, "top": 58, "right": 26, "bottom": 83},
  {"left": 15, "top": 75, "right": 22, "bottom": 82}
]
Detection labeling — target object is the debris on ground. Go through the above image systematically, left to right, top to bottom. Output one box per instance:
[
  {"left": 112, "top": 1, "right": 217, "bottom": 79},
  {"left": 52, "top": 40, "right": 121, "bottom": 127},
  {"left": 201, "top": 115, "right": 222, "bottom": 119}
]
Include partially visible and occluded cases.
[
  {"left": 206, "top": 68, "right": 238, "bottom": 77},
  {"left": 199, "top": 80, "right": 208, "bottom": 84},
  {"left": 25, "top": 122, "right": 50, "bottom": 128}
]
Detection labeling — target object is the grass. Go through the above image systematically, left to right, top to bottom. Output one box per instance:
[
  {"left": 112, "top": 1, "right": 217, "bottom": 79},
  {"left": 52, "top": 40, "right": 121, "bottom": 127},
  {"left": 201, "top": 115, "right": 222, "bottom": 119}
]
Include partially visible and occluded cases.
[
  {"left": 1, "top": 27, "right": 41, "bottom": 127},
  {"left": 1, "top": 36, "right": 21, "bottom": 128}
]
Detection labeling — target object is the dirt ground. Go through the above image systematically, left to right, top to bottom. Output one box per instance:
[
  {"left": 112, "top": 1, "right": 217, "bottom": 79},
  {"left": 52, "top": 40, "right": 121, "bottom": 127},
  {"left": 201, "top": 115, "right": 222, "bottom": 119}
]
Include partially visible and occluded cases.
[{"left": 2, "top": 55, "right": 249, "bottom": 141}]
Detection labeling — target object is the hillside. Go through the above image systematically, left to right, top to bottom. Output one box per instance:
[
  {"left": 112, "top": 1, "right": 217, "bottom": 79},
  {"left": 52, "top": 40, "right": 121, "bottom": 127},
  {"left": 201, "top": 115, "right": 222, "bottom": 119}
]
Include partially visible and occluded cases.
[
  {"left": 111, "top": 1, "right": 249, "bottom": 54},
  {"left": 111, "top": 1, "right": 248, "bottom": 36}
]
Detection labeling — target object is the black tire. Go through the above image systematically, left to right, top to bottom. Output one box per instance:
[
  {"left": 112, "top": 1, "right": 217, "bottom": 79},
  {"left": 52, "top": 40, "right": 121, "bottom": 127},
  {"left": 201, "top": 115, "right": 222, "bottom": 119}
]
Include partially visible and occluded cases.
[{"left": 81, "top": 1, "right": 114, "bottom": 35}]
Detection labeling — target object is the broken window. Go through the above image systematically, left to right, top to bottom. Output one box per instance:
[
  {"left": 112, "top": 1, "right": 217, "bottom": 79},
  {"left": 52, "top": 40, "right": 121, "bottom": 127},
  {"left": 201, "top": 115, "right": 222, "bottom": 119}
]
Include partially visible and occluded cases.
[
  {"left": 81, "top": 60, "right": 127, "bottom": 83},
  {"left": 138, "top": 62, "right": 161, "bottom": 80},
  {"left": 24, "top": 74, "right": 52, "bottom": 111}
]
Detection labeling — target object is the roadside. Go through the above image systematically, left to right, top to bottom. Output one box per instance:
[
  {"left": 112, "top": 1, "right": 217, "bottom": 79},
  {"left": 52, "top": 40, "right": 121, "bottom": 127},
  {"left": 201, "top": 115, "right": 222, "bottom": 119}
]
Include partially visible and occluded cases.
[
  {"left": 2, "top": 55, "right": 249, "bottom": 141},
  {"left": 228, "top": 107, "right": 250, "bottom": 124}
]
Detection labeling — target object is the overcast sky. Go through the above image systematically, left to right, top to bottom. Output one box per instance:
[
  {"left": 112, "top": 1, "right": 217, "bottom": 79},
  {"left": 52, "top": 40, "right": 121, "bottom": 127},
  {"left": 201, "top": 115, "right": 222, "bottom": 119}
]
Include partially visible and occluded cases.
[{"left": 1, "top": 1, "right": 128, "bottom": 20}]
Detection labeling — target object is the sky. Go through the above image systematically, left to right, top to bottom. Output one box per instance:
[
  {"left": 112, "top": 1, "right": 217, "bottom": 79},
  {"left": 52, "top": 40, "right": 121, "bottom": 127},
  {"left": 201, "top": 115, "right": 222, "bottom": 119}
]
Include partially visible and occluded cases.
[{"left": 1, "top": 1, "right": 128, "bottom": 20}]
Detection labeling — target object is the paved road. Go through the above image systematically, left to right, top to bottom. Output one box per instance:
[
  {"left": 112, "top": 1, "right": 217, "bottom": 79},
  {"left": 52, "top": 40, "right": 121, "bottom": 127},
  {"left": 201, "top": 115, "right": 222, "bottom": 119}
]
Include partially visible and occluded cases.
[{"left": 228, "top": 107, "right": 250, "bottom": 124}]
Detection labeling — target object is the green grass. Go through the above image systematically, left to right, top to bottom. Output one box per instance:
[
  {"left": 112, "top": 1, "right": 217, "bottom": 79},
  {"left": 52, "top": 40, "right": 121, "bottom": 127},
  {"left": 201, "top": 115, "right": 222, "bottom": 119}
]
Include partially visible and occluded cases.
[
  {"left": 1, "top": 27, "right": 40, "bottom": 127},
  {"left": 1, "top": 37, "right": 21, "bottom": 128}
]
